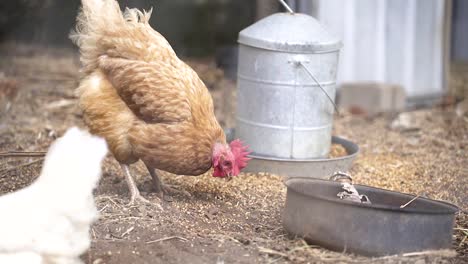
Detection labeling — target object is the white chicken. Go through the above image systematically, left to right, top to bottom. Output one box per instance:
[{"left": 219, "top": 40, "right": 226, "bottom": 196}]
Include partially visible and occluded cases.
[{"left": 0, "top": 127, "right": 107, "bottom": 264}]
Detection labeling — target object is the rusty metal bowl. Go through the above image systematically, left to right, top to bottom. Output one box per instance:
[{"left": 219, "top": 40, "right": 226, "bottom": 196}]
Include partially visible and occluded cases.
[{"left": 283, "top": 178, "right": 459, "bottom": 256}]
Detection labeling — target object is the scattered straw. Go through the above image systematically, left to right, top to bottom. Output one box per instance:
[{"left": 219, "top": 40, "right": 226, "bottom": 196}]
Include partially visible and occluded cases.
[
  {"left": 400, "top": 195, "right": 420, "bottom": 208},
  {"left": 146, "top": 236, "right": 188, "bottom": 244}
]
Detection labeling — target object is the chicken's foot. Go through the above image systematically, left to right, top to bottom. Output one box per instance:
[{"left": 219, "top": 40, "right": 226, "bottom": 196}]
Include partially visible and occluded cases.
[
  {"left": 120, "top": 164, "right": 162, "bottom": 209},
  {"left": 146, "top": 165, "right": 191, "bottom": 201}
]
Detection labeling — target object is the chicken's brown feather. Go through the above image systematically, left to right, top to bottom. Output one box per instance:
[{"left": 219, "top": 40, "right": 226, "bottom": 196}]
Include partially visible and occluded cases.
[
  {"left": 72, "top": 0, "right": 226, "bottom": 175},
  {"left": 99, "top": 56, "right": 192, "bottom": 123},
  {"left": 76, "top": 71, "right": 138, "bottom": 164}
]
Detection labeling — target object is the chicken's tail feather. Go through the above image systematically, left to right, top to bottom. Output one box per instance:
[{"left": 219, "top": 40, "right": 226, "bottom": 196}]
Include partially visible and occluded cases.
[
  {"left": 70, "top": 0, "right": 153, "bottom": 72},
  {"left": 70, "top": 0, "right": 122, "bottom": 72},
  {"left": 124, "top": 7, "right": 153, "bottom": 24}
]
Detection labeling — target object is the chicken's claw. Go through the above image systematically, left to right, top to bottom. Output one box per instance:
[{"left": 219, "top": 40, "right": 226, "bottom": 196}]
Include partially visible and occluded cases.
[
  {"left": 121, "top": 164, "right": 163, "bottom": 210},
  {"left": 128, "top": 194, "right": 163, "bottom": 211}
]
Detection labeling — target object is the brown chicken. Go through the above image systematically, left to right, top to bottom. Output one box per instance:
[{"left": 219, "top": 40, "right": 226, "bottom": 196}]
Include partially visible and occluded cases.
[{"left": 71, "top": 0, "right": 249, "bottom": 205}]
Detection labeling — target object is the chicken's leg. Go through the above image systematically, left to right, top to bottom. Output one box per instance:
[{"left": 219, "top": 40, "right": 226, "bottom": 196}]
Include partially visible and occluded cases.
[
  {"left": 120, "top": 164, "right": 161, "bottom": 209},
  {"left": 145, "top": 165, "right": 191, "bottom": 201}
]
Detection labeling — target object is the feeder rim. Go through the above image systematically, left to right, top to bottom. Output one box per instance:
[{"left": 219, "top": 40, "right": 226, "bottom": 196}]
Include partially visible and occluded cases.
[{"left": 246, "top": 136, "right": 359, "bottom": 162}]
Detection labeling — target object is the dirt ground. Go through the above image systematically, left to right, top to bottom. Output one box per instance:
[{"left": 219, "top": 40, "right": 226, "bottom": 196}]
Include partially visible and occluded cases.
[{"left": 0, "top": 44, "right": 467, "bottom": 264}]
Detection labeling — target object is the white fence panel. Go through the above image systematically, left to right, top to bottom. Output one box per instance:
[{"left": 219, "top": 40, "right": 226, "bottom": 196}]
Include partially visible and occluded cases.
[{"left": 292, "top": 0, "right": 447, "bottom": 99}]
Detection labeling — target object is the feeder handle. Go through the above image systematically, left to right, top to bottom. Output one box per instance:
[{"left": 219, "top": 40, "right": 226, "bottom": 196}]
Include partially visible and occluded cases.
[
  {"left": 278, "top": 0, "right": 294, "bottom": 13},
  {"left": 297, "top": 61, "right": 340, "bottom": 115}
]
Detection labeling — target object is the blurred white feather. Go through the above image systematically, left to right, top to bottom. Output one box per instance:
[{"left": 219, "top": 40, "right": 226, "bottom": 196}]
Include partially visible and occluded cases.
[{"left": 0, "top": 127, "right": 107, "bottom": 264}]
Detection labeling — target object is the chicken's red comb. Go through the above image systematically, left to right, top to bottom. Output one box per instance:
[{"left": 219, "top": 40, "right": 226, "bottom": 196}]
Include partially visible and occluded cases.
[{"left": 229, "top": 139, "right": 251, "bottom": 174}]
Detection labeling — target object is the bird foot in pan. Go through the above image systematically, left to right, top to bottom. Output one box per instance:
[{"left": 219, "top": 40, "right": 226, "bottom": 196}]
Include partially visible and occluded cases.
[{"left": 337, "top": 183, "right": 372, "bottom": 204}]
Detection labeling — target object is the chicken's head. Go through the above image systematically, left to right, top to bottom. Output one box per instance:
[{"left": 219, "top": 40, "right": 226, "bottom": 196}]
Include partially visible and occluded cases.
[{"left": 212, "top": 139, "right": 250, "bottom": 178}]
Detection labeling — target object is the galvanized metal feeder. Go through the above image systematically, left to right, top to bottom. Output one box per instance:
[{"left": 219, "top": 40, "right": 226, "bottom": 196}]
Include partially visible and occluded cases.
[
  {"left": 232, "top": 3, "right": 458, "bottom": 257},
  {"left": 231, "top": 4, "right": 459, "bottom": 257},
  {"left": 235, "top": 11, "right": 356, "bottom": 176},
  {"left": 236, "top": 12, "right": 341, "bottom": 159}
]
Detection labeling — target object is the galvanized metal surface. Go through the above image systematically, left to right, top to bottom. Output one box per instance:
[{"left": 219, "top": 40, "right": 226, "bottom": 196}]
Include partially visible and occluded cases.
[
  {"left": 236, "top": 13, "right": 341, "bottom": 158},
  {"left": 238, "top": 13, "right": 342, "bottom": 53},
  {"left": 242, "top": 136, "right": 358, "bottom": 178},
  {"left": 283, "top": 178, "right": 459, "bottom": 256}
]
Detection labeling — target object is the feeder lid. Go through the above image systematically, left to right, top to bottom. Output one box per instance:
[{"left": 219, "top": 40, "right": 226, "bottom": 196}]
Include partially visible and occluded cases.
[{"left": 238, "top": 13, "right": 342, "bottom": 53}]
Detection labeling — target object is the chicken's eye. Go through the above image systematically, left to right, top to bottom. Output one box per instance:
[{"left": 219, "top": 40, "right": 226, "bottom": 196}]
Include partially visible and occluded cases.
[{"left": 223, "top": 161, "right": 232, "bottom": 167}]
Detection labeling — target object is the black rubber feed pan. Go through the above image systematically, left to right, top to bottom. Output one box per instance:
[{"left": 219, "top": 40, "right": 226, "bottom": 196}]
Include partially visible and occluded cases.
[{"left": 283, "top": 178, "right": 459, "bottom": 257}]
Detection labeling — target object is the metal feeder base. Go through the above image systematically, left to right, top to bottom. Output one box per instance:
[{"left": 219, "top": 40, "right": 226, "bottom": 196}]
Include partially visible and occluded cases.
[
  {"left": 243, "top": 136, "right": 359, "bottom": 178},
  {"left": 283, "top": 178, "right": 459, "bottom": 257}
]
